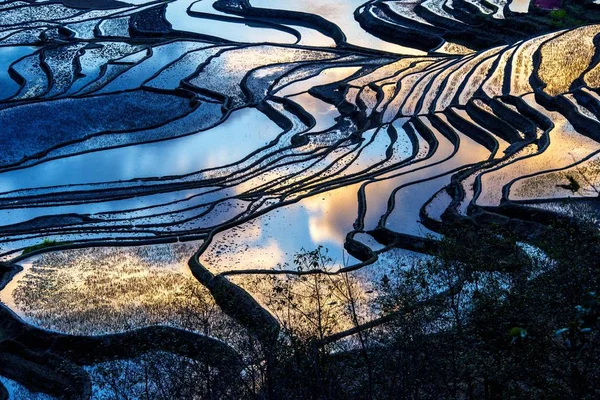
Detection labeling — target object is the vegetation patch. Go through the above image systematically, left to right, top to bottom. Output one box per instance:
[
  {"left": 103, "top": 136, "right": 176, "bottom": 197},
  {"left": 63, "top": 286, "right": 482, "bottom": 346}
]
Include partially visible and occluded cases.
[{"left": 21, "top": 239, "right": 63, "bottom": 255}]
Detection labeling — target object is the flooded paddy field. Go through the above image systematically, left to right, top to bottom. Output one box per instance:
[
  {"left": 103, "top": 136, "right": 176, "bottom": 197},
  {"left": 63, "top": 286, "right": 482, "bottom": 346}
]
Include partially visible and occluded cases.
[{"left": 2, "top": 0, "right": 600, "bottom": 398}]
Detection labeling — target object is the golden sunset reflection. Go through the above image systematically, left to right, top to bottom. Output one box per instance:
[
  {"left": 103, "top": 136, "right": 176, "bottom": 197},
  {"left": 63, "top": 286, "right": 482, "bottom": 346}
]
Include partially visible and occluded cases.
[
  {"left": 251, "top": 0, "right": 426, "bottom": 55},
  {"left": 538, "top": 25, "right": 600, "bottom": 96},
  {"left": 276, "top": 66, "right": 362, "bottom": 97},
  {"left": 503, "top": 95, "right": 600, "bottom": 202},
  {"left": 511, "top": 152, "right": 600, "bottom": 200},
  {"left": 202, "top": 182, "right": 363, "bottom": 274},
  {"left": 5, "top": 244, "right": 237, "bottom": 336}
]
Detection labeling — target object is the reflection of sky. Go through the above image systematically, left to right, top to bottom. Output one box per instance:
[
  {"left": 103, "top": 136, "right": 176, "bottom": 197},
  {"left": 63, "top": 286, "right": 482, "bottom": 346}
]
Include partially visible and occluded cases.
[
  {"left": 125, "top": 0, "right": 420, "bottom": 52},
  {"left": 167, "top": 0, "right": 298, "bottom": 44},
  {"left": 186, "top": 0, "right": 334, "bottom": 47},
  {"left": 251, "top": 0, "right": 424, "bottom": 55},
  {"left": 509, "top": 0, "right": 530, "bottom": 12},
  {"left": 0, "top": 9, "right": 426, "bottom": 270},
  {"left": 97, "top": 41, "right": 210, "bottom": 93},
  {"left": 0, "top": 46, "right": 37, "bottom": 100},
  {"left": 277, "top": 66, "right": 362, "bottom": 96},
  {"left": 0, "top": 93, "right": 354, "bottom": 256},
  {"left": 289, "top": 93, "right": 340, "bottom": 132},
  {"left": 497, "top": 97, "right": 600, "bottom": 203},
  {"left": 0, "top": 107, "right": 281, "bottom": 192},
  {"left": 0, "top": 107, "right": 285, "bottom": 238},
  {"left": 363, "top": 126, "right": 491, "bottom": 236},
  {"left": 202, "top": 183, "right": 363, "bottom": 272},
  {"left": 0, "top": 188, "right": 202, "bottom": 227},
  {"left": 0, "top": 260, "right": 34, "bottom": 312}
]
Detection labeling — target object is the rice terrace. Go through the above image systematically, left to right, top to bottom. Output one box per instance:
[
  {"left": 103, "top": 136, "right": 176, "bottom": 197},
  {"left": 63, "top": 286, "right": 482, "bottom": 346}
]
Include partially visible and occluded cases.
[{"left": 2, "top": 0, "right": 600, "bottom": 398}]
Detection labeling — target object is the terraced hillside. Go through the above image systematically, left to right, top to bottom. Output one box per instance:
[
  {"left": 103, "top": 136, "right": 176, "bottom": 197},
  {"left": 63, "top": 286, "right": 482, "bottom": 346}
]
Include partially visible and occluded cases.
[{"left": 1, "top": 0, "right": 600, "bottom": 398}]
